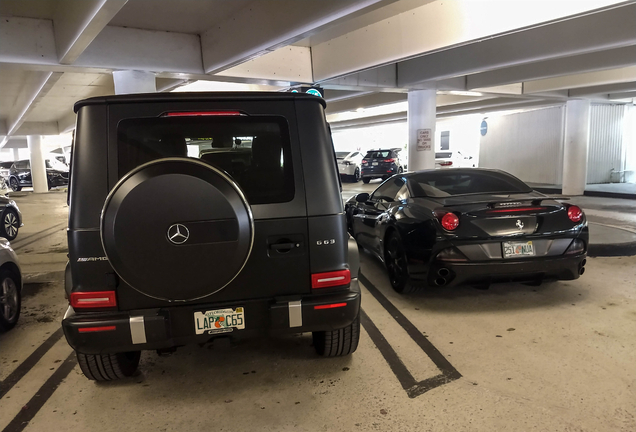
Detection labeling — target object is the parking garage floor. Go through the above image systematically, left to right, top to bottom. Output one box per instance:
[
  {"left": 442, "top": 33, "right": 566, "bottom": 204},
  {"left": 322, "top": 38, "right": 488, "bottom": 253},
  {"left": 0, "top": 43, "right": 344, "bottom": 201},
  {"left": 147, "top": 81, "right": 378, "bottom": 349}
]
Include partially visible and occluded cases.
[{"left": 0, "top": 188, "right": 635, "bottom": 432}]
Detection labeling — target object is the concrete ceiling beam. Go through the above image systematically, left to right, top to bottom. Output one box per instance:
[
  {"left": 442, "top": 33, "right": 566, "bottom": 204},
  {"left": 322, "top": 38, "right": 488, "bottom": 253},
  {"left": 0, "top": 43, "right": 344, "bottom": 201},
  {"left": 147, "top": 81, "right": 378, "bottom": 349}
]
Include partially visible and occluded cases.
[
  {"left": 53, "top": 0, "right": 128, "bottom": 65},
  {"left": 200, "top": 0, "right": 396, "bottom": 75},
  {"left": 311, "top": 0, "right": 632, "bottom": 82},
  {"left": 397, "top": 3, "right": 636, "bottom": 87},
  {"left": 0, "top": 17, "right": 58, "bottom": 65},
  {"left": 73, "top": 26, "right": 203, "bottom": 74},
  {"left": 466, "top": 45, "right": 636, "bottom": 90},
  {"left": 216, "top": 46, "right": 313, "bottom": 83},
  {"left": 524, "top": 66, "right": 636, "bottom": 93},
  {"left": 2, "top": 71, "right": 62, "bottom": 144},
  {"left": 568, "top": 81, "right": 636, "bottom": 97},
  {"left": 608, "top": 90, "right": 636, "bottom": 100},
  {"left": 325, "top": 92, "right": 406, "bottom": 114},
  {"left": 58, "top": 112, "right": 78, "bottom": 134},
  {"left": 14, "top": 121, "right": 60, "bottom": 136}
]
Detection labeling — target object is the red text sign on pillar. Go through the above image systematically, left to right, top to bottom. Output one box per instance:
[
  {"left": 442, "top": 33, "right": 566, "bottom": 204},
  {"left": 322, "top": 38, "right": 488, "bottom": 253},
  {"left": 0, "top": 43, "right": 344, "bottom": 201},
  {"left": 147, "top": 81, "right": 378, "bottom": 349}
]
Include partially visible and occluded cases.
[{"left": 417, "top": 129, "right": 432, "bottom": 151}]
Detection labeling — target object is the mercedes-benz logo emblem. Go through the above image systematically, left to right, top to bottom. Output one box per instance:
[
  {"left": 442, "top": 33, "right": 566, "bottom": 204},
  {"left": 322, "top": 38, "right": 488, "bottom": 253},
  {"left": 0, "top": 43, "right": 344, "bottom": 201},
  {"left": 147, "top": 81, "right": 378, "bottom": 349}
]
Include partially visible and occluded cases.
[
  {"left": 516, "top": 219, "right": 524, "bottom": 230},
  {"left": 167, "top": 223, "right": 190, "bottom": 244}
]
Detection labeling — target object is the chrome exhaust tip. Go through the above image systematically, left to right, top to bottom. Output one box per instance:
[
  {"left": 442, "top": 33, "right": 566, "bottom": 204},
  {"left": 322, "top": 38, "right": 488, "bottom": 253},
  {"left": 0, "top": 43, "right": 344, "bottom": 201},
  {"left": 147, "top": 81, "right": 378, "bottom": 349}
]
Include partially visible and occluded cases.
[
  {"left": 438, "top": 268, "right": 450, "bottom": 277},
  {"left": 434, "top": 277, "right": 447, "bottom": 286}
]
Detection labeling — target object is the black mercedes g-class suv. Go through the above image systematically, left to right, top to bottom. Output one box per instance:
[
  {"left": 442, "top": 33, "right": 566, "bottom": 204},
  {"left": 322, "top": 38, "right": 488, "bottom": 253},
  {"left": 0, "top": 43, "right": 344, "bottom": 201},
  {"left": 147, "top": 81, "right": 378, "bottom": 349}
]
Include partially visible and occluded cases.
[{"left": 63, "top": 92, "right": 361, "bottom": 381}]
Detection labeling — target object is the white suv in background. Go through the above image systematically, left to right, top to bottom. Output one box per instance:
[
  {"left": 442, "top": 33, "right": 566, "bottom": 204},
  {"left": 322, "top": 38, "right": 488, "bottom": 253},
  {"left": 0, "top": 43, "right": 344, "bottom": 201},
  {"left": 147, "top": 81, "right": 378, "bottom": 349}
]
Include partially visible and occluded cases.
[{"left": 337, "top": 151, "right": 364, "bottom": 182}]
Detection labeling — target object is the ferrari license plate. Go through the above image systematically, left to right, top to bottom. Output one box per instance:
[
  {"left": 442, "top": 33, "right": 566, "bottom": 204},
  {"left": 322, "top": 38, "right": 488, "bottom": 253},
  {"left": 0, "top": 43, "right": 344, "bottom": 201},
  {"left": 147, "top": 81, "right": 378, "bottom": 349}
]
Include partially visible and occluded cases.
[
  {"left": 503, "top": 241, "right": 535, "bottom": 258},
  {"left": 194, "top": 307, "right": 245, "bottom": 335}
]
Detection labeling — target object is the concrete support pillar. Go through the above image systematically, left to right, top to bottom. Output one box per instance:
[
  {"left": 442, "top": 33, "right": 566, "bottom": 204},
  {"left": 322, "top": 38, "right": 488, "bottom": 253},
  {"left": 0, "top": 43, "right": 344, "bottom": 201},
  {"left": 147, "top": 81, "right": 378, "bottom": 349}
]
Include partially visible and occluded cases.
[
  {"left": 112, "top": 70, "right": 156, "bottom": 95},
  {"left": 407, "top": 89, "right": 437, "bottom": 171},
  {"left": 562, "top": 100, "right": 591, "bottom": 196},
  {"left": 27, "top": 135, "right": 48, "bottom": 193},
  {"left": 12, "top": 148, "right": 19, "bottom": 160}
]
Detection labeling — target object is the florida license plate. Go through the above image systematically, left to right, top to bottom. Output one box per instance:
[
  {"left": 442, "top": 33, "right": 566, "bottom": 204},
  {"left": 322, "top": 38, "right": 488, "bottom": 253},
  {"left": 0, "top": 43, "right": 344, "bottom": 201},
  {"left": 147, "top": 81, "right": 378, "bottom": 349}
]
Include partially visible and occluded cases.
[
  {"left": 502, "top": 241, "right": 535, "bottom": 258},
  {"left": 194, "top": 307, "right": 245, "bottom": 335}
]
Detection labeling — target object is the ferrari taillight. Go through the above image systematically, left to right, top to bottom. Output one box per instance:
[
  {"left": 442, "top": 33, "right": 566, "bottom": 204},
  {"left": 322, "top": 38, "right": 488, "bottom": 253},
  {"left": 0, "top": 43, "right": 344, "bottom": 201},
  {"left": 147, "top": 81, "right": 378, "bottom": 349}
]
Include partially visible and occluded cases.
[
  {"left": 567, "top": 205, "right": 583, "bottom": 223},
  {"left": 440, "top": 212, "right": 460, "bottom": 231}
]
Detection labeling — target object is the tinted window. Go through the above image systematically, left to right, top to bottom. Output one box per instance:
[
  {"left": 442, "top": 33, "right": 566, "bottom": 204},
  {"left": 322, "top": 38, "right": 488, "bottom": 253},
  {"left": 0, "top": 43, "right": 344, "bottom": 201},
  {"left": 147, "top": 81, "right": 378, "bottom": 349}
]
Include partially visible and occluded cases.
[
  {"left": 117, "top": 115, "right": 294, "bottom": 205},
  {"left": 365, "top": 151, "right": 391, "bottom": 159},
  {"left": 335, "top": 152, "right": 349, "bottom": 158},
  {"left": 351, "top": 152, "right": 359, "bottom": 157},
  {"left": 435, "top": 152, "right": 452, "bottom": 159},
  {"left": 15, "top": 161, "right": 29, "bottom": 169},
  {"left": 0, "top": 162, "right": 14, "bottom": 168},
  {"left": 408, "top": 171, "right": 531, "bottom": 197},
  {"left": 372, "top": 177, "right": 405, "bottom": 201}
]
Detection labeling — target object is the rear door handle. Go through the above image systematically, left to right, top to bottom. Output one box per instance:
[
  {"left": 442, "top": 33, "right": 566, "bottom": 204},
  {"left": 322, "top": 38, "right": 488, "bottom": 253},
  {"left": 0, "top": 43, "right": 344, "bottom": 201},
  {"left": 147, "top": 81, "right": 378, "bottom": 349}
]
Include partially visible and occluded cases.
[{"left": 270, "top": 242, "right": 299, "bottom": 251}]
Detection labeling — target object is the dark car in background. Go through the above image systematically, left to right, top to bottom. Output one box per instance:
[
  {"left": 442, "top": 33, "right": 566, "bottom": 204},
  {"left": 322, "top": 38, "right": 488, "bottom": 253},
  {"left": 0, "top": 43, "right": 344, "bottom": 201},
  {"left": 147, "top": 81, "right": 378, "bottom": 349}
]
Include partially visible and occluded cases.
[
  {"left": 63, "top": 92, "right": 361, "bottom": 381},
  {"left": 361, "top": 149, "right": 405, "bottom": 183},
  {"left": 8, "top": 159, "right": 69, "bottom": 191},
  {"left": 346, "top": 168, "right": 588, "bottom": 293}
]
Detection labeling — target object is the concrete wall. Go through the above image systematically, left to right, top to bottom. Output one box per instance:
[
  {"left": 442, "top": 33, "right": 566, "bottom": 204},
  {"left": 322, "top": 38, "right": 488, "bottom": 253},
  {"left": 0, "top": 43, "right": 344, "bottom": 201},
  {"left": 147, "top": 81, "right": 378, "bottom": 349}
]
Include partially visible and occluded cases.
[
  {"left": 587, "top": 104, "right": 626, "bottom": 184},
  {"left": 479, "top": 106, "right": 565, "bottom": 185}
]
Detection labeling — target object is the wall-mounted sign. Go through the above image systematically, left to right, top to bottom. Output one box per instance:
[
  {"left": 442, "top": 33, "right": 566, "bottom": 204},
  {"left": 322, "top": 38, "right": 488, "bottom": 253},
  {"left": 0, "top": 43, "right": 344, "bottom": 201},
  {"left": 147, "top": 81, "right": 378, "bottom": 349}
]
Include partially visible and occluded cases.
[
  {"left": 480, "top": 120, "right": 488, "bottom": 136},
  {"left": 416, "top": 129, "right": 432, "bottom": 151}
]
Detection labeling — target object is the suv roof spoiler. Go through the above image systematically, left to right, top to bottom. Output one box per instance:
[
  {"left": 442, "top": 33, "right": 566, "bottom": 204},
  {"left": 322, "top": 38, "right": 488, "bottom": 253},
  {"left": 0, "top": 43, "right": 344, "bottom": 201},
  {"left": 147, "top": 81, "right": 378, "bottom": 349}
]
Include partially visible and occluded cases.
[{"left": 74, "top": 91, "right": 326, "bottom": 113}]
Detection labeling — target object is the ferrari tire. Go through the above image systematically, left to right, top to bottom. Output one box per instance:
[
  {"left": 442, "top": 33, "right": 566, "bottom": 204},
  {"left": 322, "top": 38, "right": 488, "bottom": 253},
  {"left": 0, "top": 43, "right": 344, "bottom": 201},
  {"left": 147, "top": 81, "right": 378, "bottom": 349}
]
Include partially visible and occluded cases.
[{"left": 385, "top": 231, "right": 421, "bottom": 294}]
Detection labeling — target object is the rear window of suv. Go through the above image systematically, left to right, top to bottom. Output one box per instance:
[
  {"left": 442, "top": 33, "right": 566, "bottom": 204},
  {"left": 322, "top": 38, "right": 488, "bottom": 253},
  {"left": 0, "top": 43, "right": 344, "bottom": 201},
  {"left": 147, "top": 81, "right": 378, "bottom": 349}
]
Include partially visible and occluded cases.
[
  {"left": 117, "top": 115, "right": 294, "bottom": 205},
  {"left": 364, "top": 151, "right": 391, "bottom": 159}
]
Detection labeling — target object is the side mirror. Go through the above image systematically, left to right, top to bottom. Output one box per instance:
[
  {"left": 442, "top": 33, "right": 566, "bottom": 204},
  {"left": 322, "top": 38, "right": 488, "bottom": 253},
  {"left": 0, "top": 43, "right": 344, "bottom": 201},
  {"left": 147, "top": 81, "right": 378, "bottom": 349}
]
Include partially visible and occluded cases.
[{"left": 355, "top": 193, "right": 370, "bottom": 203}]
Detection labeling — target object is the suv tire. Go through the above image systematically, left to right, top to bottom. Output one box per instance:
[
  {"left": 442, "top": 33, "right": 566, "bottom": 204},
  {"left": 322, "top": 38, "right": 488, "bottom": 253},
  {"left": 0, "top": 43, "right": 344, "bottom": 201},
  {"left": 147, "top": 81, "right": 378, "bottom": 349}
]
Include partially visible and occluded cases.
[
  {"left": 9, "top": 177, "right": 20, "bottom": 192},
  {"left": 362, "top": 177, "right": 370, "bottom": 184},
  {"left": 313, "top": 313, "right": 360, "bottom": 357},
  {"left": 76, "top": 351, "right": 141, "bottom": 381}
]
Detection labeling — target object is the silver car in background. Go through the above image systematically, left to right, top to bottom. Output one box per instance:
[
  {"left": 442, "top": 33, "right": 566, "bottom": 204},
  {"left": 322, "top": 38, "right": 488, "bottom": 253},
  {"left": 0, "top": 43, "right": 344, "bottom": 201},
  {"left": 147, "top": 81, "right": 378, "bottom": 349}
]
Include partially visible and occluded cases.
[
  {"left": 337, "top": 150, "right": 364, "bottom": 182},
  {"left": 0, "top": 238, "right": 22, "bottom": 331}
]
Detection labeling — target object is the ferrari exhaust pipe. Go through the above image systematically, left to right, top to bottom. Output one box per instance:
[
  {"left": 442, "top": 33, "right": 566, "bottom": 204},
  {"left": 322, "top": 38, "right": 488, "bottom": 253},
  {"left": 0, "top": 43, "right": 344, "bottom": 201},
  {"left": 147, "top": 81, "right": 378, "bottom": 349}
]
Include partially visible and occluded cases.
[
  {"left": 579, "top": 267, "right": 585, "bottom": 275},
  {"left": 438, "top": 268, "right": 450, "bottom": 277},
  {"left": 434, "top": 277, "right": 447, "bottom": 286}
]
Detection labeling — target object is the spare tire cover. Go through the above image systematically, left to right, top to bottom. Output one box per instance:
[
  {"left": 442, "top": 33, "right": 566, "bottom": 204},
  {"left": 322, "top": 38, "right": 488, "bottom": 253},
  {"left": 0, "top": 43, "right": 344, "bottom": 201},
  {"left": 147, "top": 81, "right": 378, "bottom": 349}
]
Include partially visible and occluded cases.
[{"left": 101, "top": 158, "right": 253, "bottom": 302}]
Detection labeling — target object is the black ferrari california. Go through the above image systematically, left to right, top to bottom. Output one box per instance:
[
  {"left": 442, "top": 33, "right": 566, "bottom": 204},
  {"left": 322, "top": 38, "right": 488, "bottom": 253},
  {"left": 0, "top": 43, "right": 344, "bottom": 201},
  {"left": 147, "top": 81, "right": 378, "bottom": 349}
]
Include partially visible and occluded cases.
[{"left": 345, "top": 169, "right": 588, "bottom": 293}]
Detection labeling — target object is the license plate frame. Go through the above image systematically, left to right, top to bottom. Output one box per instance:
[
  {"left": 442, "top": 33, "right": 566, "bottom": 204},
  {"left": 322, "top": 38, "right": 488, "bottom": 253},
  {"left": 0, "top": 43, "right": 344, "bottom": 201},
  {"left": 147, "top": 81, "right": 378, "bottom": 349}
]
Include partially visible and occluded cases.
[
  {"left": 372, "top": 162, "right": 379, "bottom": 166},
  {"left": 502, "top": 241, "right": 535, "bottom": 258},
  {"left": 194, "top": 307, "right": 245, "bottom": 335}
]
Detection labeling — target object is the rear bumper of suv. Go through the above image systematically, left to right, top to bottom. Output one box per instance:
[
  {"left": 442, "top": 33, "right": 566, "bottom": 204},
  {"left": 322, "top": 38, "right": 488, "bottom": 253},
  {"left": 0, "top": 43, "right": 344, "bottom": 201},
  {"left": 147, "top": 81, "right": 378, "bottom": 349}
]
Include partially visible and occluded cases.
[{"left": 62, "top": 280, "right": 361, "bottom": 355}]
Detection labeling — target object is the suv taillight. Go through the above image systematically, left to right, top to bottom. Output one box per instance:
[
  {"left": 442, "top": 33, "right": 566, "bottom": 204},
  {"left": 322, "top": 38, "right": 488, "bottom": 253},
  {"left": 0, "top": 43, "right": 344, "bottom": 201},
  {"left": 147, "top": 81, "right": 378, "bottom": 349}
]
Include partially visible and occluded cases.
[
  {"left": 384, "top": 158, "right": 396, "bottom": 163},
  {"left": 361, "top": 160, "right": 368, "bottom": 165},
  {"left": 439, "top": 161, "right": 453, "bottom": 166},
  {"left": 311, "top": 270, "right": 351, "bottom": 289},
  {"left": 70, "top": 291, "right": 117, "bottom": 308}
]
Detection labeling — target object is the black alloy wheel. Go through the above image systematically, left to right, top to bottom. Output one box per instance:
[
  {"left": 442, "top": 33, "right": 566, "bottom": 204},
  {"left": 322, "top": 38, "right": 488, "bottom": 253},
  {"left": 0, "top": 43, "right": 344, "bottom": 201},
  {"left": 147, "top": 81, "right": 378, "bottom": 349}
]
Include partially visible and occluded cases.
[
  {"left": 353, "top": 167, "right": 361, "bottom": 182},
  {"left": 398, "top": 167, "right": 403, "bottom": 174},
  {"left": 9, "top": 177, "right": 20, "bottom": 192},
  {"left": 362, "top": 177, "right": 371, "bottom": 184},
  {"left": 1, "top": 208, "right": 19, "bottom": 240},
  {"left": 385, "top": 231, "right": 418, "bottom": 294},
  {"left": 0, "top": 270, "right": 20, "bottom": 331}
]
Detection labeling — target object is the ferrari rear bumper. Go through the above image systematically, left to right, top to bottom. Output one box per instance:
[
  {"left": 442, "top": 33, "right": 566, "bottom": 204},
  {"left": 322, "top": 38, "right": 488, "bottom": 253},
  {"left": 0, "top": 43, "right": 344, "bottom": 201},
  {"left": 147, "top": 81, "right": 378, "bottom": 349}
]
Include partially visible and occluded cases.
[{"left": 421, "top": 253, "right": 587, "bottom": 288}]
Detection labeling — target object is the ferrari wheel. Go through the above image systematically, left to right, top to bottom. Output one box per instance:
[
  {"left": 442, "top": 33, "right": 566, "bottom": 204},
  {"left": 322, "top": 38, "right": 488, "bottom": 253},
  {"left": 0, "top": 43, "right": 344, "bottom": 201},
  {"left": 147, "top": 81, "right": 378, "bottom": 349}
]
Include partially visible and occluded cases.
[{"left": 385, "top": 232, "right": 419, "bottom": 294}]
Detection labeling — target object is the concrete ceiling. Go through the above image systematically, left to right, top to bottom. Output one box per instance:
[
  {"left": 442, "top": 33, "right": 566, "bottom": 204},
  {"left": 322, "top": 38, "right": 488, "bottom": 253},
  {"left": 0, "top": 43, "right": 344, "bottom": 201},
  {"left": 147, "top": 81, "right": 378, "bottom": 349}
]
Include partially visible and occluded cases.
[{"left": 0, "top": 0, "right": 635, "bottom": 143}]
